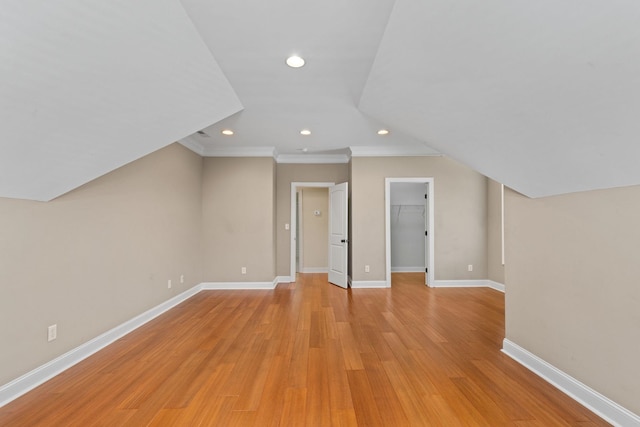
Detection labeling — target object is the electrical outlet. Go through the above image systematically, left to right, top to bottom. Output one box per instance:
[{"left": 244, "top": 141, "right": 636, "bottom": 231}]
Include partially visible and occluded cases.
[
  {"left": 285, "top": 223, "right": 290, "bottom": 230},
  {"left": 468, "top": 264, "right": 473, "bottom": 272},
  {"left": 365, "top": 265, "right": 370, "bottom": 273},
  {"left": 241, "top": 267, "right": 247, "bottom": 274},
  {"left": 180, "top": 274, "right": 184, "bottom": 284},
  {"left": 168, "top": 279, "right": 172, "bottom": 289},
  {"left": 48, "top": 324, "right": 57, "bottom": 342}
]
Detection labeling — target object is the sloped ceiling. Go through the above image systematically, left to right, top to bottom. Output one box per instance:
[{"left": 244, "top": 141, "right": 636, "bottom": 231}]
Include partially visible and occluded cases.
[
  {"left": 180, "top": 0, "right": 436, "bottom": 160},
  {"left": 359, "top": 0, "right": 640, "bottom": 198},
  {"left": 0, "top": 1, "right": 242, "bottom": 201},
  {"left": 3, "top": 1, "right": 640, "bottom": 201}
]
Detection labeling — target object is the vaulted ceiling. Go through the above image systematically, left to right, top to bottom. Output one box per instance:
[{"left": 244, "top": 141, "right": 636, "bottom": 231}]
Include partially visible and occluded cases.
[{"left": 2, "top": 0, "right": 640, "bottom": 201}]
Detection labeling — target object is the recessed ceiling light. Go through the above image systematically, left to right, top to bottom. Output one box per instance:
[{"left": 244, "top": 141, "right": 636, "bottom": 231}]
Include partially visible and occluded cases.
[
  {"left": 286, "top": 55, "right": 305, "bottom": 68},
  {"left": 221, "top": 129, "right": 234, "bottom": 136},
  {"left": 300, "top": 129, "right": 311, "bottom": 136},
  {"left": 377, "top": 129, "right": 390, "bottom": 135}
]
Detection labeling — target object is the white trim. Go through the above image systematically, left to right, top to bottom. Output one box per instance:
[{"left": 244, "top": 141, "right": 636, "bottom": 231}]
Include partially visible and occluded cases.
[
  {"left": 178, "top": 136, "right": 205, "bottom": 156},
  {"left": 177, "top": 142, "right": 442, "bottom": 162},
  {"left": 349, "top": 145, "right": 441, "bottom": 157},
  {"left": 202, "top": 146, "right": 277, "bottom": 157},
  {"left": 276, "top": 154, "right": 350, "bottom": 164},
  {"left": 385, "top": 178, "right": 435, "bottom": 287},
  {"left": 290, "top": 182, "right": 335, "bottom": 280},
  {"left": 501, "top": 183, "right": 505, "bottom": 266},
  {"left": 297, "top": 189, "right": 304, "bottom": 272},
  {"left": 391, "top": 266, "right": 425, "bottom": 273},
  {"left": 300, "top": 267, "right": 328, "bottom": 273},
  {"left": 1, "top": 276, "right": 308, "bottom": 408},
  {"left": 430, "top": 279, "right": 505, "bottom": 292},
  {"left": 431, "top": 279, "right": 489, "bottom": 288},
  {"left": 201, "top": 280, "right": 277, "bottom": 290},
  {"left": 350, "top": 280, "right": 389, "bottom": 289},
  {"left": 486, "top": 280, "right": 506, "bottom": 292},
  {"left": 0, "top": 284, "right": 202, "bottom": 408},
  {"left": 502, "top": 339, "right": 640, "bottom": 427}
]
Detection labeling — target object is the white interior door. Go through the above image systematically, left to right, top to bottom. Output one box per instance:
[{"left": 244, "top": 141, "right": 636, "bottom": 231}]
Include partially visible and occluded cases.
[
  {"left": 328, "top": 182, "right": 348, "bottom": 288},
  {"left": 424, "top": 184, "right": 429, "bottom": 285}
]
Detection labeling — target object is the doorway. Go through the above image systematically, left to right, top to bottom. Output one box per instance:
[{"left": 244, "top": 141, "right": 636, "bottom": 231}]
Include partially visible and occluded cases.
[
  {"left": 385, "top": 178, "right": 434, "bottom": 287},
  {"left": 290, "top": 182, "right": 335, "bottom": 280},
  {"left": 295, "top": 187, "right": 330, "bottom": 273}
]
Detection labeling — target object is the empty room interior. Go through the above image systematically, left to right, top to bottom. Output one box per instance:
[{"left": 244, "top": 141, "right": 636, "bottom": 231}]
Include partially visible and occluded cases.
[{"left": 1, "top": 1, "right": 639, "bottom": 425}]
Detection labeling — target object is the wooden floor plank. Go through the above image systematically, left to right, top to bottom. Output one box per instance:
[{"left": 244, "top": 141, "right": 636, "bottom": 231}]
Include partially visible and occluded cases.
[{"left": 0, "top": 273, "right": 610, "bottom": 426}]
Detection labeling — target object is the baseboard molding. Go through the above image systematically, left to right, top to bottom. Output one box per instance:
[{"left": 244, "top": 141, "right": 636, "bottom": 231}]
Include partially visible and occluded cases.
[
  {"left": 391, "top": 266, "right": 425, "bottom": 273},
  {"left": 300, "top": 267, "right": 328, "bottom": 273},
  {"left": 0, "top": 276, "right": 294, "bottom": 408},
  {"left": 431, "top": 279, "right": 505, "bottom": 293},
  {"left": 431, "top": 279, "right": 487, "bottom": 288},
  {"left": 201, "top": 280, "right": 277, "bottom": 290},
  {"left": 350, "top": 280, "right": 389, "bottom": 288},
  {"left": 486, "top": 280, "right": 506, "bottom": 292},
  {"left": 0, "top": 284, "right": 202, "bottom": 408},
  {"left": 502, "top": 339, "right": 640, "bottom": 427}
]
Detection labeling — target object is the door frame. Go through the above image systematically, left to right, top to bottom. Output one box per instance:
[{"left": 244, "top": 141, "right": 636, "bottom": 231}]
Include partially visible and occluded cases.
[
  {"left": 385, "top": 178, "right": 435, "bottom": 287},
  {"left": 291, "top": 182, "right": 335, "bottom": 280}
]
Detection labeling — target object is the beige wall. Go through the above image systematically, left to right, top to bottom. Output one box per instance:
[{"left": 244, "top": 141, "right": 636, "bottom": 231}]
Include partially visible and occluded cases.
[
  {"left": 0, "top": 143, "right": 203, "bottom": 385},
  {"left": 351, "top": 156, "right": 487, "bottom": 282},
  {"left": 202, "top": 157, "right": 276, "bottom": 282},
  {"left": 275, "top": 163, "right": 350, "bottom": 277},
  {"left": 487, "top": 179, "right": 505, "bottom": 284},
  {"left": 505, "top": 186, "right": 640, "bottom": 414},
  {"left": 300, "top": 188, "right": 329, "bottom": 270}
]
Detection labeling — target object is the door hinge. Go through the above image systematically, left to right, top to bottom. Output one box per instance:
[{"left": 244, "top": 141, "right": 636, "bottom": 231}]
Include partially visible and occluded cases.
[
  {"left": 424, "top": 194, "right": 428, "bottom": 199},
  {"left": 425, "top": 230, "right": 428, "bottom": 236},
  {"left": 425, "top": 268, "right": 428, "bottom": 273}
]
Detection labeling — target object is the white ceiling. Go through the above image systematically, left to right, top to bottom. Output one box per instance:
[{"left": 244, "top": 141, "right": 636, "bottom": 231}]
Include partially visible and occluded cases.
[
  {"left": 0, "top": 0, "right": 241, "bottom": 201},
  {"left": 3, "top": 0, "right": 640, "bottom": 200},
  {"left": 180, "top": 0, "right": 435, "bottom": 160},
  {"left": 360, "top": 0, "right": 640, "bottom": 198}
]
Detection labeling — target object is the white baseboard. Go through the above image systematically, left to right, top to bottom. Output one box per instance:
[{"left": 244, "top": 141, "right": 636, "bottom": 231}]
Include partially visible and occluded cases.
[
  {"left": 391, "top": 266, "right": 425, "bottom": 273},
  {"left": 300, "top": 267, "right": 328, "bottom": 273},
  {"left": 0, "top": 276, "right": 297, "bottom": 408},
  {"left": 275, "top": 276, "right": 293, "bottom": 284},
  {"left": 431, "top": 279, "right": 505, "bottom": 293},
  {"left": 431, "top": 279, "right": 487, "bottom": 288},
  {"left": 201, "top": 280, "right": 277, "bottom": 290},
  {"left": 350, "top": 280, "right": 389, "bottom": 288},
  {"left": 486, "top": 280, "right": 506, "bottom": 292},
  {"left": 0, "top": 284, "right": 202, "bottom": 408},
  {"left": 502, "top": 339, "right": 640, "bottom": 427}
]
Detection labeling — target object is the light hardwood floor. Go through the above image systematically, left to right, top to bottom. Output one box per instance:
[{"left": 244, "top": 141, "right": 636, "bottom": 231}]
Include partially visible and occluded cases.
[{"left": 0, "top": 273, "right": 608, "bottom": 426}]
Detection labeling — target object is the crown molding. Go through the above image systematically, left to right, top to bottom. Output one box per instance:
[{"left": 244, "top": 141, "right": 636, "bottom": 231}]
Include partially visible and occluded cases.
[
  {"left": 178, "top": 137, "right": 205, "bottom": 156},
  {"left": 179, "top": 141, "right": 441, "bottom": 162},
  {"left": 349, "top": 145, "right": 441, "bottom": 157},
  {"left": 202, "top": 146, "right": 277, "bottom": 157},
  {"left": 276, "top": 153, "right": 350, "bottom": 164}
]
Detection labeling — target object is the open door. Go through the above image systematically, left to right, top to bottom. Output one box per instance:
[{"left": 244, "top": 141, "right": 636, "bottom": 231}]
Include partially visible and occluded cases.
[
  {"left": 328, "top": 182, "right": 348, "bottom": 288},
  {"left": 424, "top": 184, "right": 429, "bottom": 285}
]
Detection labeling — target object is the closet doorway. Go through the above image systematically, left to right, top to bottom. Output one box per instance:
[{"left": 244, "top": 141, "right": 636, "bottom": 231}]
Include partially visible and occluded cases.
[{"left": 385, "top": 178, "right": 434, "bottom": 286}]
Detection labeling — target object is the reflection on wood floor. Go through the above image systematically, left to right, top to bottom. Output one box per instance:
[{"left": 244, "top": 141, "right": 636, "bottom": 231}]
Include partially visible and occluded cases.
[{"left": 0, "top": 273, "right": 608, "bottom": 426}]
